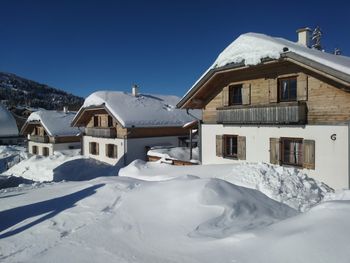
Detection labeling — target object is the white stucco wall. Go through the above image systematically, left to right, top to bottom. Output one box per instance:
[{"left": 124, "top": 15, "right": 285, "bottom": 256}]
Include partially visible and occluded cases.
[
  {"left": 201, "top": 124, "right": 349, "bottom": 190},
  {"left": 82, "top": 136, "right": 125, "bottom": 166},
  {"left": 125, "top": 136, "right": 180, "bottom": 165},
  {"left": 28, "top": 141, "right": 81, "bottom": 156},
  {"left": 28, "top": 141, "right": 54, "bottom": 156}
]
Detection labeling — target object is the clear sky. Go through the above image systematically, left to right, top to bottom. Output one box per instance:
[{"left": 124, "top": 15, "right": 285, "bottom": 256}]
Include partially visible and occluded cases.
[{"left": 0, "top": 0, "right": 349, "bottom": 98}]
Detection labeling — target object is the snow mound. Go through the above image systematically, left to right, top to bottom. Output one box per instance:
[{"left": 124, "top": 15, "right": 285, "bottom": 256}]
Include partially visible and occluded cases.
[
  {"left": 213, "top": 32, "right": 350, "bottom": 73},
  {"left": 82, "top": 91, "right": 201, "bottom": 128},
  {"left": 0, "top": 103, "right": 18, "bottom": 137},
  {"left": 27, "top": 110, "right": 81, "bottom": 136},
  {"left": 1, "top": 151, "right": 119, "bottom": 182},
  {"left": 120, "top": 161, "right": 332, "bottom": 212},
  {"left": 190, "top": 178, "right": 297, "bottom": 238}
]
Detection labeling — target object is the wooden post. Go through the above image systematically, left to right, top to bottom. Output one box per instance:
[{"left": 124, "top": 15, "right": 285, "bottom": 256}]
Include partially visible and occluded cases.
[{"left": 189, "top": 129, "right": 193, "bottom": 160}]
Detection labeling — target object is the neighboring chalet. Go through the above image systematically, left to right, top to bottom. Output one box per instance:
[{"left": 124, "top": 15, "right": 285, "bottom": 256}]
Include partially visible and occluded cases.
[
  {"left": 177, "top": 28, "right": 350, "bottom": 190},
  {"left": 71, "top": 87, "right": 200, "bottom": 166},
  {"left": 0, "top": 102, "right": 20, "bottom": 145},
  {"left": 21, "top": 109, "right": 81, "bottom": 156}
]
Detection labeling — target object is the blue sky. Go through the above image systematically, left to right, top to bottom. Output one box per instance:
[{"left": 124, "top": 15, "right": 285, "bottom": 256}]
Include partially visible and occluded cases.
[{"left": 0, "top": 0, "right": 349, "bottom": 98}]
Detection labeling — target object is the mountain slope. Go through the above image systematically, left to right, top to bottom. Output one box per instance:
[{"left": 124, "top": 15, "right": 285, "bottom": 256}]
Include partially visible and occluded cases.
[{"left": 0, "top": 72, "right": 83, "bottom": 110}]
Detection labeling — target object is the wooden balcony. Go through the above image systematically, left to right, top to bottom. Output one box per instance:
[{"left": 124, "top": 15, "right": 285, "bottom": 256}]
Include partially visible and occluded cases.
[
  {"left": 217, "top": 102, "right": 307, "bottom": 125},
  {"left": 85, "top": 127, "right": 117, "bottom": 138},
  {"left": 29, "top": 135, "right": 49, "bottom": 143}
]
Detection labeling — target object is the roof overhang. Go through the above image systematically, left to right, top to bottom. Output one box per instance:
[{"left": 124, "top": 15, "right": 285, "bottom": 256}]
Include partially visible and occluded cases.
[{"left": 177, "top": 52, "right": 350, "bottom": 109}]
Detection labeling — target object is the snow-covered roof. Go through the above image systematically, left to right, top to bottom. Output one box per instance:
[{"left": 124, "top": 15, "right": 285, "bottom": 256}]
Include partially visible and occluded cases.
[
  {"left": 179, "top": 32, "right": 350, "bottom": 107},
  {"left": 78, "top": 91, "right": 201, "bottom": 128},
  {"left": 0, "top": 103, "right": 18, "bottom": 137},
  {"left": 26, "top": 110, "right": 81, "bottom": 136}
]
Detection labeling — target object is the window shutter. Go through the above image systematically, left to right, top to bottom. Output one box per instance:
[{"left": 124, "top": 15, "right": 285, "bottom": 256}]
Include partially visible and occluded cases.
[
  {"left": 297, "top": 73, "right": 308, "bottom": 101},
  {"left": 268, "top": 79, "right": 278, "bottom": 103},
  {"left": 242, "top": 84, "right": 251, "bottom": 105},
  {"left": 222, "top": 86, "right": 229, "bottom": 107},
  {"left": 216, "top": 135, "right": 223, "bottom": 157},
  {"left": 237, "top": 136, "right": 246, "bottom": 160},
  {"left": 269, "top": 138, "right": 280, "bottom": 165},
  {"left": 303, "top": 140, "right": 315, "bottom": 169},
  {"left": 89, "top": 142, "right": 92, "bottom": 154},
  {"left": 96, "top": 143, "right": 99, "bottom": 155},
  {"left": 114, "top": 145, "right": 118, "bottom": 158}
]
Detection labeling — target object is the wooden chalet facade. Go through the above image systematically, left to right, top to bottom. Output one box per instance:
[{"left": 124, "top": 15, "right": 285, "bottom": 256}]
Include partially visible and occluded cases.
[
  {"left": 177, "top": 30, "right": 350, "bottom": 189},
  {"left": 71, "top": 90, "right": 198, "bottom": 166},
  {"left": 21, "top": 111, "right": 81, "bottom": 156}
]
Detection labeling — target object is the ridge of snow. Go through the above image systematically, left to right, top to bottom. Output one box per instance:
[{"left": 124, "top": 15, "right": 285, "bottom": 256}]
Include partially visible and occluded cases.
[
  {"left": 82, "top": 91, "right": 201, "bottom": 128},
  {"left": 0, "top": 103, "right": 19, "bottom": 137},
  {"left": 27, "top": 110, "right": 81, "bottom": 137}
]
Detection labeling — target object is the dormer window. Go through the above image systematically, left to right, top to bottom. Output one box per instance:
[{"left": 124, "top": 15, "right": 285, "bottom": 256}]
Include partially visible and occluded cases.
[
  {"left": 278, "top": 77, "right": 297, "bottom": 102},
  {"left": 229, "top": 84, "right": 243, "bottom": 105}
]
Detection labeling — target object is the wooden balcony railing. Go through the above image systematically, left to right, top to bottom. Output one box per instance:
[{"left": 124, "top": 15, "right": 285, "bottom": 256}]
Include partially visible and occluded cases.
[
  {"left": 217, "top": 102, "right": 307, "bottom": 125},
  {"left": 85, "top": 127, "right": 117, "bottom": 138},
  {"left": 29, "top": 135, "right": 50, "bottom": 143}
]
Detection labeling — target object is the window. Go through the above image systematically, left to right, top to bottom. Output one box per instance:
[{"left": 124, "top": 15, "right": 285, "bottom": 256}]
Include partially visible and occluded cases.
[
  {"left": 278, "top": 77, "right": 297, "bottom": 102},
  {"left": 229, "top": 85, "right": 243, "bottom": 105},
  {"left": 93, "top": 116, "right": 99, "bottom": 127},
  {"left": 108, "top": 116, "right": 113, "bottom": 127},
  {"left": 223, "top": 135, "right": 238, "bottom": 158},
  {"left": 280, "top": 137, "right": 303, "bottom": 166},
  {"left": 89, "top": 142, "right": 99, "bottom": 155},
  {"left": 106, "top": 144, "right": 117, "bottom": 158},
  {"left": 32, "top": 145, "right": 38, "bottom": 155},
  {"left": 43, "top": 147, "right": 49, "bottom": 156}
]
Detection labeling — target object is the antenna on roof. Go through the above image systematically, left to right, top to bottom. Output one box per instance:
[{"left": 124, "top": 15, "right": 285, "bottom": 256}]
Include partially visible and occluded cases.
[
  {"left": 311, "top": 26, "right": 323, "bottom": 50},
  {"left": 334, "top": 48, "right": 342, "bottom": 55}
]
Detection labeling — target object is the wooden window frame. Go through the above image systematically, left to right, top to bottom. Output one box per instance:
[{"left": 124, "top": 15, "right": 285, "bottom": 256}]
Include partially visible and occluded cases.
[
  {"left": 278, "top": 76, "right": 297, "bottom": 102},
  {"left": 228, "top": 84, "right": 243, "bottom": 106},
  {"left": 107, "top": 116, "right": 113, "bottom": 127},
  {"left": 223, "top": 134, "right": 238, "bottom": 159},
  {"left": 280, "top": 137, "right": 303, "bottom": 167},
  {"left": 89, "top": 142, "right": 99, "bottom": 155},
  {"left": 106, "top": 144, "right": 117, "bottom": 159},
  {"left": 32, "top": 145, "right": 38, "bottom": 155},
  {"left": 43, "top": 147, "right": 49, "bottom": 157}
]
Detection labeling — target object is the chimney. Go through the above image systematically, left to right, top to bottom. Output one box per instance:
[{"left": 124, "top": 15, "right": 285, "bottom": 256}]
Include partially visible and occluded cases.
[
  {"left": 296, "top": 27, "right": 312, "bottom": 47},
  {"left": 132, "top": 84, "right": 139, "bottom": 97},
  {"left": 63, "top": 106, "right": 68, "bottom": 113}
]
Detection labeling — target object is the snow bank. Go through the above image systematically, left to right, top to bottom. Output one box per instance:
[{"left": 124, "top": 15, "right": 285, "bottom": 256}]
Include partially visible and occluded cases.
[
  {"left": 82, "top": 91, "right": 201, "bottom": 128},
  {"left": 0, "top": 103, "right": 18, "bottom": 137},
  {"left": 27, "top": 110, "right": 81, "bottom": 136},
  {"left": 0, "top": 145, "right": 28, "bottom": 173},
  {"left": 147, "top": 146, "right": 199, "bottom": 162},
  {"left": 1, "top": 151, "right": 119, "bottom": 182},
  {"left": 120, "top": 161, "right": 332, "bottom": 211},
  {"left": 1, "top": 174, "right": 349, "bottom": 263}
]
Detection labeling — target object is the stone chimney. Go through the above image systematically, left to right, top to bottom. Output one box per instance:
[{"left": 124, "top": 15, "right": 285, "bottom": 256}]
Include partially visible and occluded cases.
[
  {"left": 296, "top": 27, "right": 312, "bottom": 47},
  {"left": 132, "top": 84, "right": 139, "bottom": 97},
  {"left": 63, "top": 106, "right": 68, "bottom": 113}
]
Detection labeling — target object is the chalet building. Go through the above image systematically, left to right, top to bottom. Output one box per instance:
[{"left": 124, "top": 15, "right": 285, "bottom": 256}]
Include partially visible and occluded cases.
[
  {"left": 177, "top": 28, "right": 350, "bottom": 190},
  {"left": 71, "top": 88, "right": 200, "bottom": 166},
  {"left": 0, "top": 102, "right": 20, "bottom": 145},
  {"left": 21, "top": 109, "right": 81, "bottom": 156}
]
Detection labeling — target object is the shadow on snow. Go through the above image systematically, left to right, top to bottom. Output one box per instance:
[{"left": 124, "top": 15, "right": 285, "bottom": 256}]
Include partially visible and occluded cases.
[{"left": 0, "top": 184, "right": 104, "bottom": 239}]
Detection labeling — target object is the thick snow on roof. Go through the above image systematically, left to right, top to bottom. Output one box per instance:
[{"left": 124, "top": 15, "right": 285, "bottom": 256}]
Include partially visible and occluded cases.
[
  {"left": 184, "top": 32, "right": 350, "bottom": 99},
  {"left": 213, "top": 32, "right": 350, "bottom": 72},
  {"left": 82, "top": 91, "right": 201, "bottom": 127},
  {"left": 0, "top": 103, "right": 18, "bottom": 137},
  {"left": 27, "top": 110, "right": 81, "bottom": 136}
]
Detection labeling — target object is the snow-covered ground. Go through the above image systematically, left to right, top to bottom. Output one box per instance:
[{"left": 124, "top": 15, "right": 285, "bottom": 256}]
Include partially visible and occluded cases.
[
  {"left": 0, "top": 145, "right": 28, "bottom": 174},
  {"left": 147, "top": 146, "right": 199, "bottom": 163},
  {"left": 1, "top": 150, "right": 119, "bottom": 182},
  {"left": 1, "top": 151, "right": 349, "bottom": 263}
]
